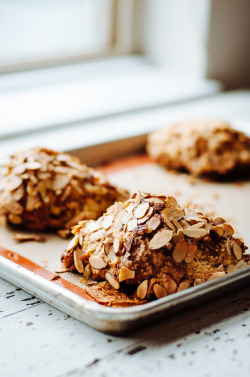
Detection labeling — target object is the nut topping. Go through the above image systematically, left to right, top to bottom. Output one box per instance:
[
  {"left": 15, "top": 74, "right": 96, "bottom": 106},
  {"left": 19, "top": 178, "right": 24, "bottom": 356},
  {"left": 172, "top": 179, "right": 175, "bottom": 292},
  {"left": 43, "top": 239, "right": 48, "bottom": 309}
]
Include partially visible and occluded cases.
[
  {"left": 149, "top": 229, "right": 173, "bottom": 250},
  {"left": 173, "top": 239, "right": 188, "bottom": 263},
  {"left": 89, "top": 256, "right": 107, "bottom": 270},
  {"left": 118, "top": 267, "right": 135, "bottom": 282},
  {"left": 105, "top": 272, "right": 120, "bottom": 290},
  {"left": 136, "top": 280, "right": 148, "bottom": 299},
  {"left": 153, "top": 284, "right": 167, "bottom": 299}
]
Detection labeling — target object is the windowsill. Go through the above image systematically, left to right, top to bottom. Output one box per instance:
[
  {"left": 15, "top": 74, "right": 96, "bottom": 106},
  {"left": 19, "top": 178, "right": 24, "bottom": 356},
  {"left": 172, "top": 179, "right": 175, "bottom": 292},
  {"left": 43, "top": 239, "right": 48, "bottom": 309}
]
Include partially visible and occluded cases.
[{"left": 0, "top": 56, "right": 221, "bottom": 139}]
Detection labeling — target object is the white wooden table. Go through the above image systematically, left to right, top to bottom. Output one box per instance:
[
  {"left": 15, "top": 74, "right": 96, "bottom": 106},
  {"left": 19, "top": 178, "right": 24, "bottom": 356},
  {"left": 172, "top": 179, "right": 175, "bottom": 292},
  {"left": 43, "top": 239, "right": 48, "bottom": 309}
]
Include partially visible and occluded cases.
[{"left": 1, "top": 91, "right": 250, "bottom": 377}]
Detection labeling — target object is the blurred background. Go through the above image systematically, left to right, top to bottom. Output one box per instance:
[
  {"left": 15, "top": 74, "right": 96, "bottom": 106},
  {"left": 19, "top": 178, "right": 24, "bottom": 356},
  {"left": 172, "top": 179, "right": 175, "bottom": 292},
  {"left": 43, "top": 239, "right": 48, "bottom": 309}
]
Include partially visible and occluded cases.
[{"left": 0, "top": 0, "right": 249, "bottom": 156}]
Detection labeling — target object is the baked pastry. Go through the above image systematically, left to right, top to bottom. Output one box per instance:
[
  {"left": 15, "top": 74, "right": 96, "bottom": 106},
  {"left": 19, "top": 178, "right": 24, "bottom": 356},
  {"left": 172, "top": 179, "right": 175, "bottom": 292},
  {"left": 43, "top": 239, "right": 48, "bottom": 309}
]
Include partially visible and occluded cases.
[
  {"left": 147, "top": 119, "right": 250, "bottom": 176},
  {"left": 0, "top": 148, "right": 129, "bottom": 230},
  {"left": 61, "top": 192, "right": 249, "bottom": 304}
]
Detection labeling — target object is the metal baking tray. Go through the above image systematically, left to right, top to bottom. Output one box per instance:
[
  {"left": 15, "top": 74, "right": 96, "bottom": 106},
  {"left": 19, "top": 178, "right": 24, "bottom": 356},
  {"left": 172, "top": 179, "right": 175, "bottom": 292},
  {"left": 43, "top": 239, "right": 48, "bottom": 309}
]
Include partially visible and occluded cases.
[{"left": 0, "top": 130, "right": 250, "bottom": 334}]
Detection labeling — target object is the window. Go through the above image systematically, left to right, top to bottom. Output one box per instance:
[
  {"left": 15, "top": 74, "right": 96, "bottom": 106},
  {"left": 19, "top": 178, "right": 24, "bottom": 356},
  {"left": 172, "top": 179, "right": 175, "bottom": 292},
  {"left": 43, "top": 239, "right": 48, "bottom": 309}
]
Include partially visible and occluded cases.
[{"left": 0, "top": 0, "right": 136, "bottom": 73}]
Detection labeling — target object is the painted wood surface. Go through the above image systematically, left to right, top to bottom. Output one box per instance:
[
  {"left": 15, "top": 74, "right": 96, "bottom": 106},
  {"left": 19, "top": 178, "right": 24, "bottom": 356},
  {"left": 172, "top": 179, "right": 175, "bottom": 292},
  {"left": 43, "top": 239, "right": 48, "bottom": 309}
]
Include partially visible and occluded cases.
[{"left": 1, "top": 276, "right": 250, "bottom": 377}]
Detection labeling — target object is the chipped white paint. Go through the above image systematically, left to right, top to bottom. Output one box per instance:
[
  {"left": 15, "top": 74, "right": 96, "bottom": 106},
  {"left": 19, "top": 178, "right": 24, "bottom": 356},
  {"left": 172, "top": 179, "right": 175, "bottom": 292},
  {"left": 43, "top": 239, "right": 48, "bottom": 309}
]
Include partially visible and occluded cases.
[{"left": 1, "top": 276, "right": 250, "bottom": 377}]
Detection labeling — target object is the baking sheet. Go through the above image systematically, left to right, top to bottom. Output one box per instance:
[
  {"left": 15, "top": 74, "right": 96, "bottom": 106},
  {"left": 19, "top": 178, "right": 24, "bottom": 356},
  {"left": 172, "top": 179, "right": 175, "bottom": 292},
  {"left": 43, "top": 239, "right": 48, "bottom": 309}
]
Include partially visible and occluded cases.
[{"left": 0, "top": 135, "right": 250, "bottom": 334}]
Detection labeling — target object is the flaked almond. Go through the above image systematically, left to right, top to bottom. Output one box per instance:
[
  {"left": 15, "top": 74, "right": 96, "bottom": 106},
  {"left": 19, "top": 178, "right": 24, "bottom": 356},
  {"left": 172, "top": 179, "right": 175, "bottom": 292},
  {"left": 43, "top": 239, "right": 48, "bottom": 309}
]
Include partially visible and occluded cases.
[
  {"left": 25, "top": 161, "right": 42, "bottom": 170},
  {"left": 52, "top": 174, "right": 70, "bottom": 191},
  {"left": 7, "top": 175, "right": 23, "bottom": 191},
  {"left": 134, "top": 191, "right": 141, "bottom": 207},
  {"left": 26, "top": 194, "right": 41, "bottom": 211},
  {"left": 165, "top": 196, "right": 177, "bottom": 207},
  {"left": 134, "top": 201, "right": 150, "bottom": 219},
  {"left": 137, "top": 206, "right": 153, "bottom": 224},
  {"left": 162, "top": 206, "right": 184, "bottom": 220},
  {"left": 114, "top": 209, "right": 127, "bottom": 231},
  {"left": 161, "top": 213, "right": 175, "bottom": 230},
  {"left": 102, "top": 214, "right": 114, "bottom": 229},
  {"left": 146, "top": 215, "right": 161, "bottom": 232},
  {"left": 171, "top": 217, "right": 182, "bottom": 230},
  {"left": 213, "top": 217, "right": 225, "bottom": 225},
  {"left": 127, "top": 218, "right": 137, "bottom": 231},
  {"left": 187, "top": 222, "right": 205, "bottom": 229},
  {"left": 222, "top": 223, "right": 234, "bottom": 237},
  {"left": 210, "top": 226, "right": 224, "bottom": 238},
  {"left": 89, "top": 228, "right": 106, "bottom": 242},
  {"left": 183, "top": 228, "right": 207, "bottom": 239},
  {"left": 149, "top": 229, "right": 173, "bottom": 250},
  {"left": 172, "top": 229, "right": 184, "bottom": 244},
  {"left": 66, "top": 235, "right": 79, "bottom": 251},
  {"left": 113, "top": 236, "right": 123, "bottom": 254},
  {"left": 226, "top": 238, "right": 231, "bottom": 255},
  {"left": 173, "top": 239, "right": 188, "bottom": 263},
  {"left": 232, "top": 241, "right": 242, "bottom": 260},
  {"left": 185, "top": 244, "right": 197, "bottom": 263},
  {"left": 73, "top": 248, "right": 84, "bottom": 273},
  {"left": 89, "top": 256, "right": 107, "bottom": 270},
  {"left": 236, "top": 260, "right": 248, "bottom": 270},
  {"left": 55, "top": 264, "right": 69, "bottom": 273},
  {"left": 84, "top": 264, "right": 91, "bottom": 278},
  {"left": 217, "top": 264, "right": 225, "bottom": 272},
  {"left": 118, "top": 267, "right": 135, "bottom": 282},
  {"left": 207, "top": 271, "right": 226, "bottom": 281},
  {"left": 105, "top": 272, "right": 120, "bottom": 289},
  {"left": 163, "top": 275, "right": 177, "bottom": 294},
  {"left": 194, "top": 278, "right": 203, "bottom": 285},
  {"left": 136, "top": 280, "right": 148, "bottom": 299},
  {"left": 177, "top": 280, "right": 190, "bottom": 292},
  {"left": 153, "top": 284, "right": 167, "bottom": 299}
]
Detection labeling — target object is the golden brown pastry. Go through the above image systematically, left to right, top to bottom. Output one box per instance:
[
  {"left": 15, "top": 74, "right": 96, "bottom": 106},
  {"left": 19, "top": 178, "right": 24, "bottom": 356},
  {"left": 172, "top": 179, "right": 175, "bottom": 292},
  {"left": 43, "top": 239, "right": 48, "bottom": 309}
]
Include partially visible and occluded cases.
[
  {"left": 147, "top": 119, "right": 250, "bottom": 176},
  {"left": 0, "top": 148, "right": 129, "bottom": 230},
  {"left": 61, "top": 192, "right": 249, "bottom": 304}
]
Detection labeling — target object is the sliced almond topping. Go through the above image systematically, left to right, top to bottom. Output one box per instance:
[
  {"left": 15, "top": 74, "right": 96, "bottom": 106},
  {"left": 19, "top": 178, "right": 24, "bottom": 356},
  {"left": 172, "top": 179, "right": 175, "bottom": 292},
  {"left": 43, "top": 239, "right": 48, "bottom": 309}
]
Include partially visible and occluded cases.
[
  {"left": 25, "top": 161, "right": 42, "bottom": 170},
  {"left": 52, "top": 174, "right": 70, "bottom": 191},
  {"left": 7, "top": 175, "right": 23, "bottom": 191},
  {"left": 134, "top": 191, "right": 141, "bottom": 207},
  {"left": 26, "top": 194, "right": 41, "bottom": 211},
  {"left": 165, "top": 196, "right": 177, "bottom": 207},
  {"left": 134, "top": 201, "right": 150, "bottom": 219},
  {"left": 137, "top": 206, "right": 153, "bottom": 224},
  {"left": 162, "top": 207, "right": 184, "bottom": 220},
  {"left": 114, "top": 209, "right": 127, "bottom": 231},
  {"left": 161, "top": 213, "right": 175, "bottom": 230},
  {"left": 102, "top": 214, "right": 114, "bottom": 229},
  {"left": 146, "top": 215, "right": 161, "bottom": 232},
  {"left": 171, "top": 217, "right": 182, "bottom": 230},
  {"left": 213, "top": 217, "right": 225, "bottom": 225},
  {"left": 127, "top": 218, "right": 138, "bottom": 231},
  {"left": 187, "top": 222, "right": 205, "bottom": 229},
  {"left": 222, "top": 223, "right": 234, "bottom": 237},
  {"left": 210, "top": 226, "right": 225, "bottom": 238},
  {"left": 183, "top": 228, "right": 207, "bottom": 239},
  {"left": 89, "top": 229, "right": 106, "bottom": 242},
  {"left": 149, "top": 229, "right": 173, "bottom": 250},
  {"left": 172, "top": 229, "right": 184, "bottom": 244},
  {"left": 66, "top": 235, "right": 79, "bottom": 251},
  {"left": 113, "top": 236, "right": 123, "bottom": 254},
  {"left": 226, "top": 238, "right": 231, "bottom": 255},
  {"left": 173, "top": 239, "right": 188, "bottom": 263},
  {"left": 232, "top": 241, "right": 242, "bottom": 260},
  {"left": 185, "top": 244, "right": 197, "bottom": 263},
  {"left": 73, "top": 248, "right": 84, "bottom": 273},
  {"left": 89, "top": 256, "right": 107, "bottom": 270},
  {"left": 236, "top": 260, "right": 248, "bottom": 270},
  {"left": 84, "top": 264, "right": 91, "bottom": 278},
  {"left": 217, "top": 264, "right": 225, "bottom": 272},
  {"left": 119, "top": 267, "right": 135, "bottom": 282},
  {"left": 207, "top": 271, "right": 226, "bottom": 281},
  {"left": 105, "top": 272, "right": 120, "bottom": 289},
  {"left": 163, "top": 275, "right": 177, "bottom": 294},
  {"left": 194, "top": 278, "right": 203, "bottom": 285},
  {"left": 136, "top": 280, "right": 148, "bottom": 299},
  {"left": 177, "top": 280, "right": 190, "bottom": 292},
  {"left": 153, "top": 284, "right": 167, "bottom": 299}
]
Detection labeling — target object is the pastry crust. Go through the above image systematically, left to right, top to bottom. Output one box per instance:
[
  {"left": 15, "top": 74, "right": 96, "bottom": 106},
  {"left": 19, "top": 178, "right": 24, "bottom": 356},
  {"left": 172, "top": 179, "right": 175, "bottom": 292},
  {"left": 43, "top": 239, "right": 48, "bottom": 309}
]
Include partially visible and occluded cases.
[
  {"left": 147, "top": 119, "right": 250, "bottom": 176},
  {"left": 0, "top": 148, "right": 129, "bottom": 230},
  {"left": 61, "top": 192, "right": 249, "bottom": 304}
]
